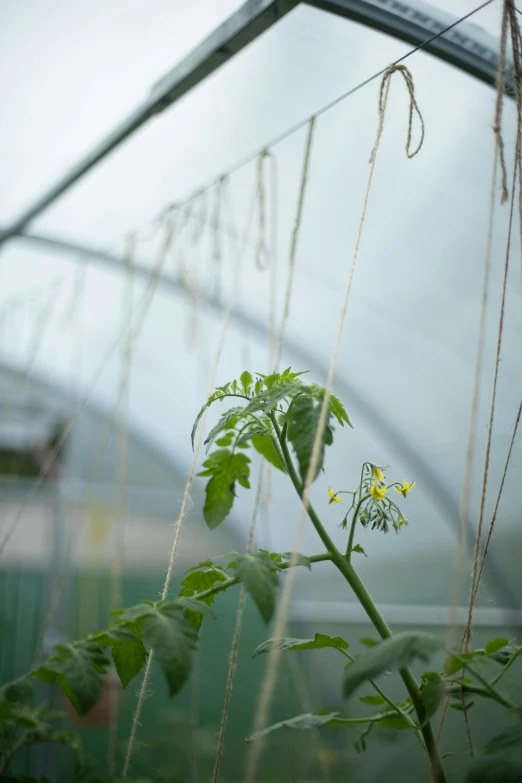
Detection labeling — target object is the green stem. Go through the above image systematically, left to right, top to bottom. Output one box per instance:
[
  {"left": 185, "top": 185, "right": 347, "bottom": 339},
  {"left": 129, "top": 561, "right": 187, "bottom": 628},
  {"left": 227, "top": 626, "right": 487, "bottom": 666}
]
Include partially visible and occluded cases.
[
  {"left": 272, "top": 415, "right": 447, "bottom": 783},
  {"left": 346, "top": 494, "right": 370, "bottom": 558},
  {"left": 177, "top": 553, "right": 333, "bottom": 604},
  {"left": 489, "top": 647, "right": 522, "bottom": 687},
  {"left": 339, "top": 649, "right": 420, "bottom": 735},
  {"left": 449, "top": 654, "right": 520, "bottom": 714},
  {"left": 446, "top": 683, "right": 511, "bottom": 708},
  {"left": 331, "top": 712, "right": 407, "bottom": 726},
  {"left": 0, "top": 733, "right": 29, "bottom": 774}
]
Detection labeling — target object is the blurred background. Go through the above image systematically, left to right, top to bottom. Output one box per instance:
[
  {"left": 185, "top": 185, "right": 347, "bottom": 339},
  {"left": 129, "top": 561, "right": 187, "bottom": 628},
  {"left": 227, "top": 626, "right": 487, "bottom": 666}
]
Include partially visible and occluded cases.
[{"left": 0, "top": 0, "right": 520, "bottom": 781}]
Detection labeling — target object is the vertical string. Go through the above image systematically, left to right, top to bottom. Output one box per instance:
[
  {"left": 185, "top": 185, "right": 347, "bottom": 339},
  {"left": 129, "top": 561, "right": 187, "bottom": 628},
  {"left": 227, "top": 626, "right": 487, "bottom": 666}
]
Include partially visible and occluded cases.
[
  {"left": 439, "top": 0, "right": 521, "bottom": 743},
  {"left": 463, "top": 0, "right": 522, "bottom": 639},
  {"left": 245, "top": 64, "right": 423, "bottom": 783},
  {"left": 275, "top": 117, "right": 316, "bottom": 369},
  {"left": 462, "top": 140, "right": 518, "bottom": 652},
  {"left": 446, "top": 143, "right": 499, "bottom": 652},
  {"left": 255, "top": 149, "right": 270, "bottom": 270},
  {"left": 264, "top": 152, "right": 279, "bottom": 520},
  {"left": 212, "top": 177, "right": 226, "bottom": 301},
  {"left": 122, "top": 182, "right": 258, "bottom": 778},
  {"left": 0, "top": 212, "right": 181, "bottom": 560},
  {"left": 31, "top": 214, "right": 181, "bottom": 666},
  {"left": 108, "top": 234, "right": 136, "bottom": 776},
  {"left": 211, "top": 462, "right": 265, "bottom": 783}
]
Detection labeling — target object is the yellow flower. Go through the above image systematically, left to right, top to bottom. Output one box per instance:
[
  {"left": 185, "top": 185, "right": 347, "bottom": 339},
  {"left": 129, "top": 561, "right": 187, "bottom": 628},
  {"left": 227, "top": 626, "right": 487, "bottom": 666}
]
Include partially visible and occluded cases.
[
  {"left": 371, "top": 465, "right": 385, "bottom": 483},
  {"left": 395, "top": 480, "right": 416, "bottom": 498},
  {"left": 369, "top": 481, "right": 387, "bottom": 502},
  {"left": 327, "top": 488, "right": 342, "bottom": 504},
  {"left": 397, "top": 516, "right": 408, "bottom": 527}
]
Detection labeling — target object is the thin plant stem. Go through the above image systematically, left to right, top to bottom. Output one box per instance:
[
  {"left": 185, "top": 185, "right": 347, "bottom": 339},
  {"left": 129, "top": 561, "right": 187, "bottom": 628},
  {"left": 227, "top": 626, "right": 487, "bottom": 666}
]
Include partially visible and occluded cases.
[
  {"left": 271, "top": 415, "right": 448, "bottom": 783},
  {"left": 346, "top": 494, "right": 370, "bottom": 558},
  {"left": 489, "top": 647, "right": 521, "bottom": 687},
  {"left": 338, "top": 648, "right": 420, "bottom": 735}
]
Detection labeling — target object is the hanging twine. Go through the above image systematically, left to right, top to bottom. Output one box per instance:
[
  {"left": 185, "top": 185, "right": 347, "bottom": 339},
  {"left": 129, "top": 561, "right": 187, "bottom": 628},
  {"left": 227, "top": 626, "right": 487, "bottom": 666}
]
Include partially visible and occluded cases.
[
  {"left": 439, "top": 0, "right": 522, "bottom": 745},
  {"left": 462, "top": 0, "right": 522, "bottom": 646},
  {"left": 494, "top": 1, "right": 511, "bottom": 204},
  {"left": 245, "top": 63, "right": 424, "bottom": 783},
  {"left": 369, "top": 64, "right": 425, "bottom": 164},
  {"left": 275, "top": 116, "right": 316, "bottom": 369},
  {"left": 462, "top": 139, "right": 518, "bottom": 654},
  {"left": 255, "top": 148, "right": 271, "bottom": 270},
  {"left": 212, "top": 176, "right": 227, "bottom": 301},
  {"left": 122, "top": 183, "right": 258, "bottom": 778},
  {"left": 192, "top": 189, "right": 208, "bottom": 244},
  {"left": 1, "top": 210, "right": 180, "bottom": 567},
  {"left": 31, "top": 217, "right": 180, "bottom": 668},
  {"left": 108, "top": 233, "right": 136, "bottom": 775},
  {"left": 211, "top": 462, "right": 265, "bottom": 783}
]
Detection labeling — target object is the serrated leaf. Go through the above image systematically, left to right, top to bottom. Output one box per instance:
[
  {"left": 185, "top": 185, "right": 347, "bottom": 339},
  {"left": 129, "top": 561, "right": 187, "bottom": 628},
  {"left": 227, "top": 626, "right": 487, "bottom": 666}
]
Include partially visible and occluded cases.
[
  {"left": 240, "top": 371, "right": 253, "bottom": 393},
  {"left": 243, "top": 381, "right": 303, "bottom": 418},
  {"left": 329, "top": 394, "right": 352, "bottom": 427},
  {"left": 286, "top": 395, "right": 333, "bottom": 483},
  {"left": 191, "top": 402, "right": 209, "bottom": 450},
  {"left": 204, "top": 407, "right": 244, "bottom": 452},
  {"left": 237, "top": 425, "right": 266, "bottom": 446},
  {"left": 215, "top": 432, "right": 235, "bottom": 447},
  {"left": 250, "top": 434, "right": 286, "bottom": 472},
  {"left": 201, "top": 452, "right": 251, "bottom": 529},
  {"left": 351, "top": 544, "right": 367, "bottom": 557},
  {"left": 259, "top": 549, "right": 283, "bottom": 565},
  {"left": 282, "top": 552, "right": 312, "bottom": 570},
  {"left": 233, "top": 553, "right": 279, "bottom": 624},
  {"left": 186, "top": 560, "right": 215, "bottom": 572},
  {"left": 179, "top": 568, "right": 227, "bottom": 629},
  {"left": 176, "top": 597, "right": 215, "bottom": 630},
  {"left": 137, "top": 604, "right": 198, "bottom": 697},
  {"left": 95, "top": 624, "right": 148, "bottom": 689},
  {"left": 95, "top": 625, "right": 138, "bottom": 644},
  {"left": 252, "top": 633, "right": 349, "bottom": 658},
  {"left": 291, "top": 633, "right": 349, "bottom": 651},
  {"left": 343, "top": 633, "right": 441, "bottom": 699},
  {"left": 111, "top": 637, "right": 147, "bottom": 689},
  {"left": 360, "top": 637, "right": 379, "bottom": 647},
  {"left": 485, "top": 637, "right": 509, "bottom": 655},
  {"left": 252, "top": 638, "right": 309, "bottom": 658},
  {"left": 33, "top": 642, "right": 110, "bottom": 715},
  {"left": 489, "top": 649, "right": 513, "bottom": 665},
  {"left": 444, "top": 651, "right": 483, "bottom": 675},
  {"left": 420, "top": 672, "right": 444, "bottom": 724},
  {"left": 4, "top": 677, "right": 34, "bottom": 704},
  {"left": 359, "top": 695, "right": 386, "bottom": 705},
  {"left": 0, "top": 699, "right": 12, "bottom": 720},
  {"left": 450, "top": 700, "right": 474, "bottom": 711},
  {"left": 245, "top": 712, "right": 340, "bottom": 742},
  {"left": 377, "top": 715, "right": 412, "bottom": 730},
  {"left": 484, "top": 722, "right": 522, "bottom": 754},
  {"left": 465, "top": 757, "right": 522, "bottom": 783}
]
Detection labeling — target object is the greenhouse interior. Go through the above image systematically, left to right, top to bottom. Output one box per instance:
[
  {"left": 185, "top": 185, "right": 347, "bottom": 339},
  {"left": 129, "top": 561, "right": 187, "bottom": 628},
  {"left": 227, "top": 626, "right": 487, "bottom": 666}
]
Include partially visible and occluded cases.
[{"left": 0, "top": 1, "right": 521, "bottom": 781}]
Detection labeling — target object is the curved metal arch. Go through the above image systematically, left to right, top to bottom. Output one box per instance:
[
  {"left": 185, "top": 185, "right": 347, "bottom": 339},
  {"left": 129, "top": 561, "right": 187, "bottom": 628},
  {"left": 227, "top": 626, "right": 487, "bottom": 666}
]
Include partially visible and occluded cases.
[
  {"left": 0, "top": 0, "right": 509, "bottom": 249},
  {"left": 12, "top": 230, "right": 519, "bottom": 611}
]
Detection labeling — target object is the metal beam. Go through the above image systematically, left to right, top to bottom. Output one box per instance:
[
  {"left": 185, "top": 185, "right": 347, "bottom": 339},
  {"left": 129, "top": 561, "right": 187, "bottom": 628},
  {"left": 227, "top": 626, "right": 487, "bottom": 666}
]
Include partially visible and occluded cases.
[
  {"left": 0, "top": 0, "right": 298, "bottom": 248},
  {"left": 0, "top": 0, "right": 510, "bottom": 252},
  {"left": 305, "top": 0, "right": 510, "bottom": 90},
  {"left": 11, "top": 230, "right": 519, "bottom": 611},
  {"left": 290, "top": 601, "right": 522, "bottom": 628}
]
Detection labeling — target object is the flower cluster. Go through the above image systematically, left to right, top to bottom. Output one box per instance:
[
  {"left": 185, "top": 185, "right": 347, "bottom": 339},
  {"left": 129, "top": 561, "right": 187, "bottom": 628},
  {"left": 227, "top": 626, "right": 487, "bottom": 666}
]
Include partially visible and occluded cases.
[{"left": 328, "top": 463, "right": 415, "bottom": 534}]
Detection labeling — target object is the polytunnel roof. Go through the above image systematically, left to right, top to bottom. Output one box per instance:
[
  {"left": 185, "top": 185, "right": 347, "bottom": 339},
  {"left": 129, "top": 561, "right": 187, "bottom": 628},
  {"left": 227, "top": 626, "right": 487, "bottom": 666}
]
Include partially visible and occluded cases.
[{"left": 0, "top": 0, "right": 520, "bottom": 616}]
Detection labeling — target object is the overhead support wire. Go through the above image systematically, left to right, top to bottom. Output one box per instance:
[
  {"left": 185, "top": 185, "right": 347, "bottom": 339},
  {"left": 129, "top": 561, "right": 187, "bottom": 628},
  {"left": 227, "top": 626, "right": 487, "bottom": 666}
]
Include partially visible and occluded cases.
[{"left": 0, "top": 0, "right": 510, "bottom": 251}]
